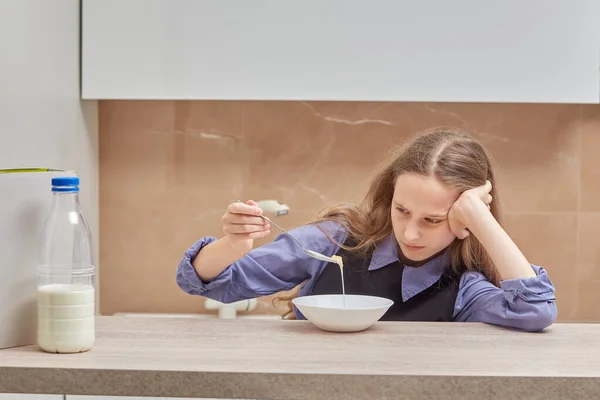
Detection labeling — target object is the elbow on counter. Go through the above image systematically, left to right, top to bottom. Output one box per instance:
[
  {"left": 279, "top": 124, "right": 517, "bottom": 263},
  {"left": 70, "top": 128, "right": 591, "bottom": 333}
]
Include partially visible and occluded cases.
[
  {"left": 175, "top": 257, "right": 241, "bottom": 304},
  {"left": 520, "top": 301, "right": 558, "bottom": 332}
]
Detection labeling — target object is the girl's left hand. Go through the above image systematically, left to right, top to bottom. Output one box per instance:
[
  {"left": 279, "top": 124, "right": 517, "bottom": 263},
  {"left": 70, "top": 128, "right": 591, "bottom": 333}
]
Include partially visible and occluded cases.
[{"left": 448, "top": 180, "right": 493, "bottom": 239}]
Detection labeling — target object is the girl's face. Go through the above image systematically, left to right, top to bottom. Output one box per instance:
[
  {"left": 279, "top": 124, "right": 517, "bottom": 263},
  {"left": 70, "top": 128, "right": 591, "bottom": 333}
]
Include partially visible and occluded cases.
[{"left": 391, "top": 173, "right": 460, "bottom": 262}]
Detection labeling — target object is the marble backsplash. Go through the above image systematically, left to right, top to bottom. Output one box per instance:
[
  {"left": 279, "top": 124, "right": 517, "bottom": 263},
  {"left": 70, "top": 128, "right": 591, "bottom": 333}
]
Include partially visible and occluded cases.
[{"left": 99, "top": 100, "right": 600, "bottom": 322}]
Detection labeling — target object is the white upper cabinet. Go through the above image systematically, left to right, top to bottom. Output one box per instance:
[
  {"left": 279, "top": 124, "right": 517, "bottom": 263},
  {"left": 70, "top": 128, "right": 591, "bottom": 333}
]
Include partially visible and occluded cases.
[{"left": 81, "top": 0, "right": 600, "bottom": 103}]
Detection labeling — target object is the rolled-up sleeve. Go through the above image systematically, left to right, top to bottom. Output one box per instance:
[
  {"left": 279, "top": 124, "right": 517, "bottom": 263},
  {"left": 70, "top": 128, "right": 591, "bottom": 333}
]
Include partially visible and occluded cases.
[
  {"left": 176, "top": 221, "right": 346, "bottom": 304},
  {"left": 176, "top": 236, "right": 220, "bottom": 295},
  {"left": 453, "top": 265, "right": 557, "bottom": 332}
]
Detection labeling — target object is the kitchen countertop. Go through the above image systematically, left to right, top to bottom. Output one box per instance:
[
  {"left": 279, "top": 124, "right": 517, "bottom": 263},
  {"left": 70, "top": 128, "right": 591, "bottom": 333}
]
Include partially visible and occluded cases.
[{"left": 0, "top": 316, "right": 599, "bottom": 400}]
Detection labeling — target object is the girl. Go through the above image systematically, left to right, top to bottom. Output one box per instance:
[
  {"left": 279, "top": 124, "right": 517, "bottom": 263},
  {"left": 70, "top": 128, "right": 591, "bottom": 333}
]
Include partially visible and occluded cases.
[{"left": 176, "top": 128, "right": 557, "bottom": 332}]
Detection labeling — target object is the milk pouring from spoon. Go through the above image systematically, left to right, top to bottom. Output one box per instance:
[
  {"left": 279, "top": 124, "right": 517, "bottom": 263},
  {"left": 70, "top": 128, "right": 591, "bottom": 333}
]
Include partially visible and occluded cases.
[{"left": 236, "top": 200, "right": 346, "bottom": 308}]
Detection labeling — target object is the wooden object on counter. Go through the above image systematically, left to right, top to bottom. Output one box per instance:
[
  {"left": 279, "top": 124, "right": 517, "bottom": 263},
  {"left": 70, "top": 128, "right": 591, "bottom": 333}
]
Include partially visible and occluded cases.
[{"left": 0, "top": 316, "right": 599, "bottom": 400}]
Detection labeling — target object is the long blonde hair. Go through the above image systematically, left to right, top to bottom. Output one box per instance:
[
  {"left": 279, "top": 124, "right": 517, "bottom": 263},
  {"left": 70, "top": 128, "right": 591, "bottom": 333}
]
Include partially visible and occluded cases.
[{"left": 274, "top": 127, "right": 502, "bottom": 319}]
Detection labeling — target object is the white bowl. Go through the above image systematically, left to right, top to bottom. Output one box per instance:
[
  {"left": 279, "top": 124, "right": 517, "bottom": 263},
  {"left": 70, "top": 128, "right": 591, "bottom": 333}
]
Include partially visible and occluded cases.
[{"left": 292, "top": 294, "right": 394, "bottom": 333}]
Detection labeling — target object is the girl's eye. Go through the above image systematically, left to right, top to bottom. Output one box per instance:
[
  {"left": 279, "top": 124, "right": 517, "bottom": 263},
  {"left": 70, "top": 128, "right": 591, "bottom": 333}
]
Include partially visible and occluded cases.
[
  {"left": 396, "top": 207, "right": 408, "bottom": 214},
  {"left": 425, "top": 218, "right": 442, "bottom": 224}
]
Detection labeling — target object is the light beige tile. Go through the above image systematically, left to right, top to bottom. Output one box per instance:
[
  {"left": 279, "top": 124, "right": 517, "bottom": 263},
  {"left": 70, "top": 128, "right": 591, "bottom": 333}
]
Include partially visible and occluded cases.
[
  {"left": 99, "top": 100, "right": 246, "bottom": 315},
  {"left": 580, "top": 105, "right": 600, "bottom": 212},
  {"left": 578, "top": 214, "right": 600, "bottom": 282},
  {"left": 574, "top": 279, "right": 600, "bottom": 322}
]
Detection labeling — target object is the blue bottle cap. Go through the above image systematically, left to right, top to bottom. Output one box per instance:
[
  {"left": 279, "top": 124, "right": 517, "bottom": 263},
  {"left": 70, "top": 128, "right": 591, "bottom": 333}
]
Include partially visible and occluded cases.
[{"left": 52, "top": 177, "right": 79, "bottom": 192}]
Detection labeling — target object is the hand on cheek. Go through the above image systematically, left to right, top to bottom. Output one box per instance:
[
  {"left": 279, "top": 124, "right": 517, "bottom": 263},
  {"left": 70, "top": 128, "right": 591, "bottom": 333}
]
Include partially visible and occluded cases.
[{"left": 448, "top": 180, "right": 493, "bottom": 240}]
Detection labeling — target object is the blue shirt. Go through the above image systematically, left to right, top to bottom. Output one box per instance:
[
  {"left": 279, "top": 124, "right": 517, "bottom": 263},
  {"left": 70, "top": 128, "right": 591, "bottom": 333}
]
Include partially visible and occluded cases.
[{"left": 177, "top": 220, "right": 557, "bottom": 332}]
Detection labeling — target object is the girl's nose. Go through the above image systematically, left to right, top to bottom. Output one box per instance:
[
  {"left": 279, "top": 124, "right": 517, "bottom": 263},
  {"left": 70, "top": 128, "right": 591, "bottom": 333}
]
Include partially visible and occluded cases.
[{"left": 404, "top": 221, "right": 421, "bottom": 242}]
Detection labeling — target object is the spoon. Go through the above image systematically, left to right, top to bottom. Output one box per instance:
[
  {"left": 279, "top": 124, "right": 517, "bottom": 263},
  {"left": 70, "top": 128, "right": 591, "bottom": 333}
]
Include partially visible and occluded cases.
[{"left": 236, "top": 200, "right": 337, "bottom": 263}]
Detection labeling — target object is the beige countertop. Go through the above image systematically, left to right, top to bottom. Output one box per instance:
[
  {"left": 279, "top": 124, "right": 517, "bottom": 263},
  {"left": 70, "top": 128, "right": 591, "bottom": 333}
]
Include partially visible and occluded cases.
[{"left": 0, "top": 316, "right": 599, "bottom": 400}]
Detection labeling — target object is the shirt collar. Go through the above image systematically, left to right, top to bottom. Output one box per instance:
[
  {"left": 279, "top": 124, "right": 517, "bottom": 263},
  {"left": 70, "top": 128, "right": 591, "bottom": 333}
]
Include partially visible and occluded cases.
[{"left": 369, "top": 234, "right": 449, "bottom": 302}]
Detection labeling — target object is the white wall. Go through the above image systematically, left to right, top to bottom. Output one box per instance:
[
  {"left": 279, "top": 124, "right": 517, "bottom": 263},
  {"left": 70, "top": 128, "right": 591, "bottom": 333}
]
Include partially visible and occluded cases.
[
  {"left": 0, "top": 0, "right": 99, "bottom": 300},
  {"left": 82, "top": 0, "right": 600, "bottom": 103}
]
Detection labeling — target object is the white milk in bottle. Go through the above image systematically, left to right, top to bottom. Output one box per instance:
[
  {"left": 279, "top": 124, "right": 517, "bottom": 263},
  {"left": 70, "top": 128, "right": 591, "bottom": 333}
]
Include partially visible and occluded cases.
[
  {"left": 37, "top": 177, "right": 95, "bottom": 353},
  {"left": 37, "top": 284, "right": 95, "bottom": 353}
]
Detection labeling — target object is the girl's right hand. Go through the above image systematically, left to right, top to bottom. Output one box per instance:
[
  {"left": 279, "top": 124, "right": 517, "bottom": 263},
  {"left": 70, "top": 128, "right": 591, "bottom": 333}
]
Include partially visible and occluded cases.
[{"left": 222, "top": 200, "right": 270, "bottom": 256}]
